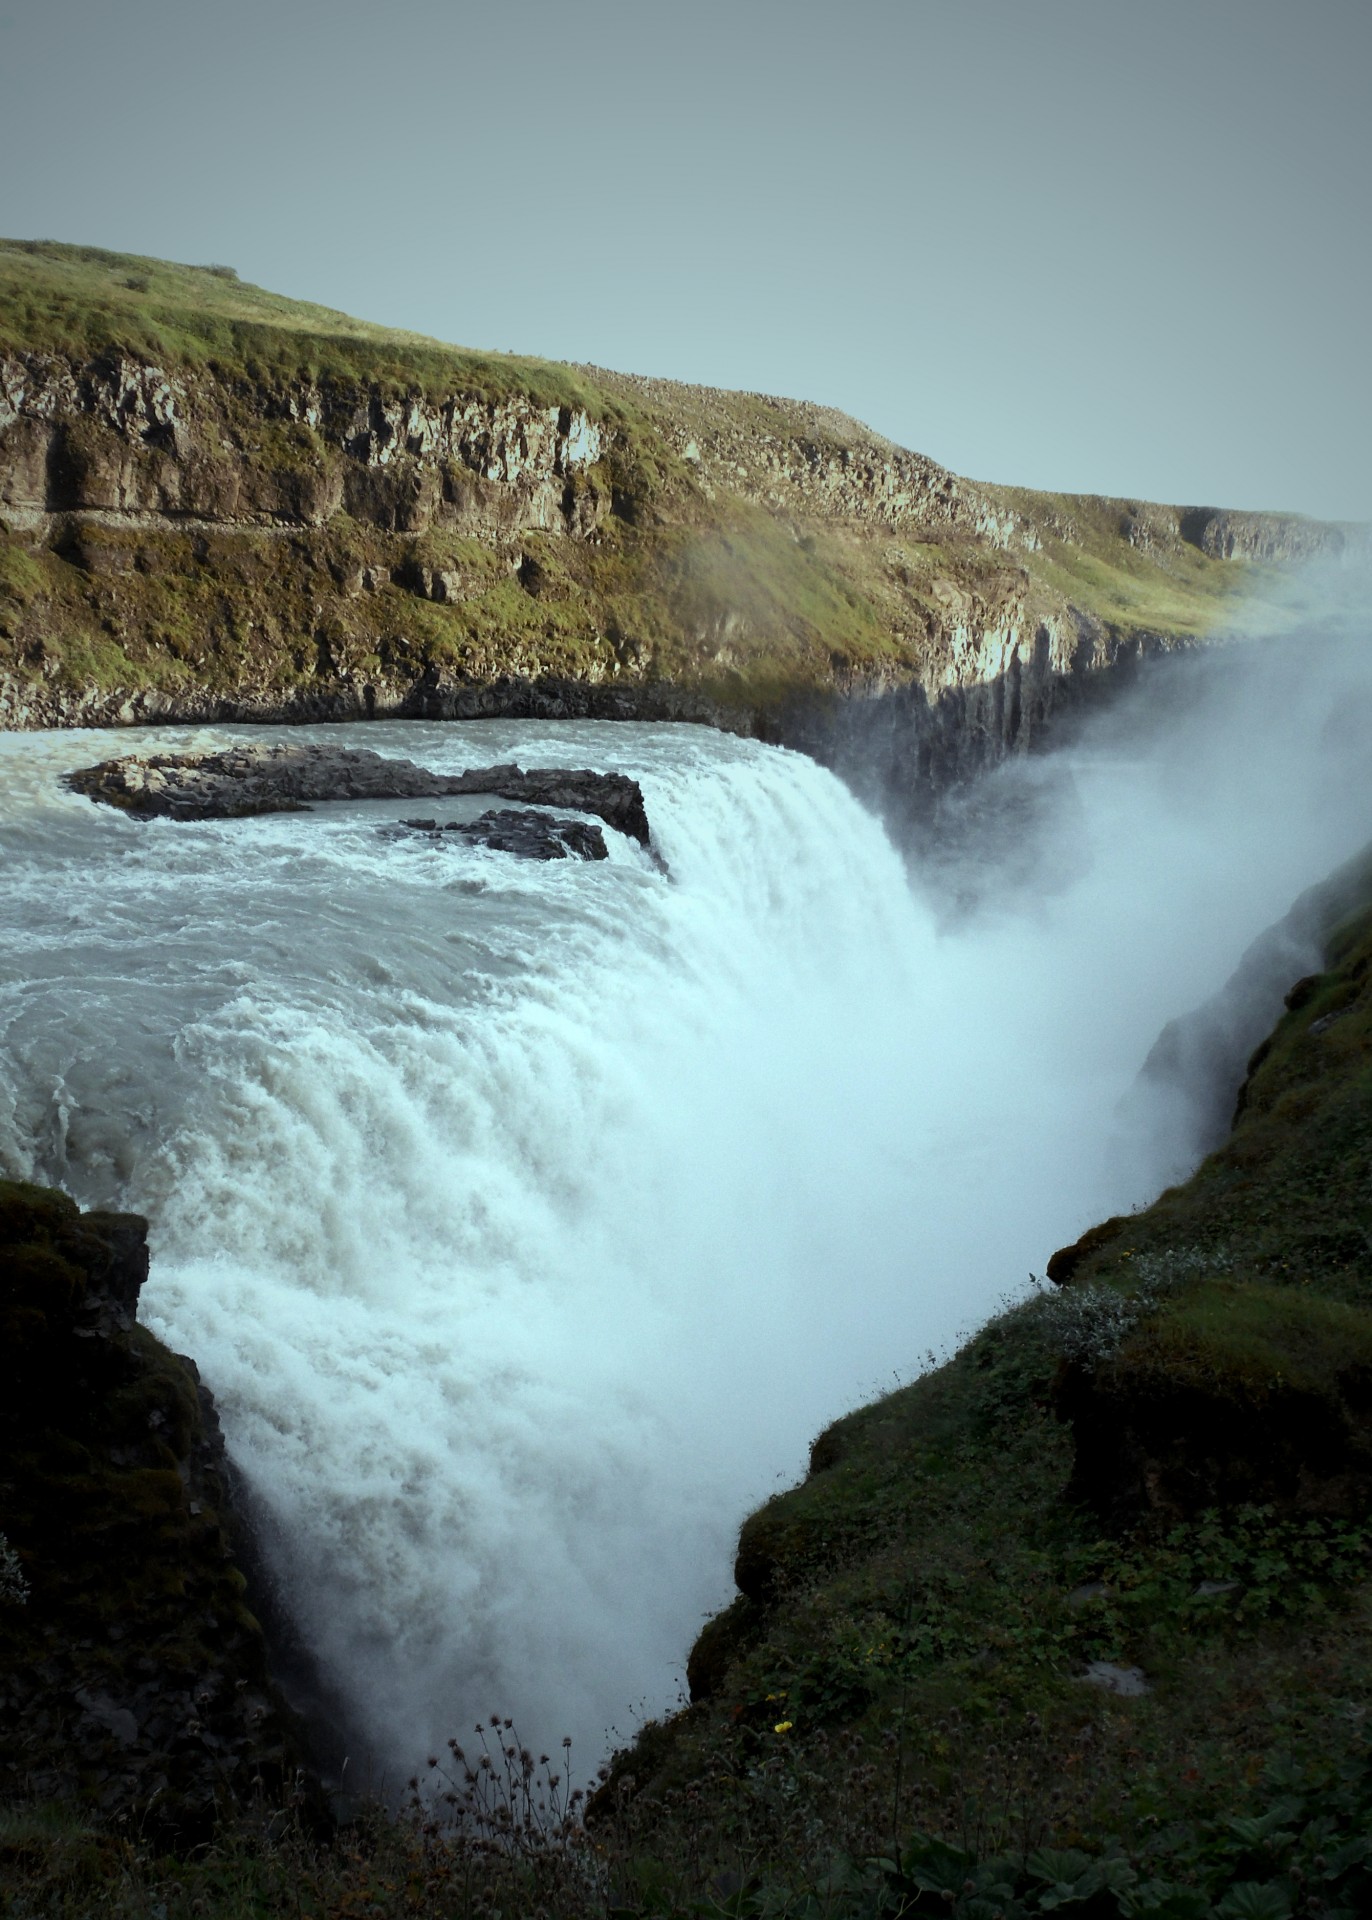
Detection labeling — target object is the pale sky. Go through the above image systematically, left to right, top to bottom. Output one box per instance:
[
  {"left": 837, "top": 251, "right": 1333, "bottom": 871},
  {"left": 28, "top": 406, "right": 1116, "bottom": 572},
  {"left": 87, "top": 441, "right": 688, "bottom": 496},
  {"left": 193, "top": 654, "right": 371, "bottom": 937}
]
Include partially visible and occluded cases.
[{"left": 1, "top": 0, "right": 1368, "bottom": 521}]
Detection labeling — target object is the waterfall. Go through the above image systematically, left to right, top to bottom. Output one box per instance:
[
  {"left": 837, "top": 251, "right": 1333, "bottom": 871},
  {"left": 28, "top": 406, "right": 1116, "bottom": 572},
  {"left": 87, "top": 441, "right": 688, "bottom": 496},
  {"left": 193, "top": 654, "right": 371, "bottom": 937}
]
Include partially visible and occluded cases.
[{"left": 2, "top": 615, "right": 1370, "bottom": 1776}]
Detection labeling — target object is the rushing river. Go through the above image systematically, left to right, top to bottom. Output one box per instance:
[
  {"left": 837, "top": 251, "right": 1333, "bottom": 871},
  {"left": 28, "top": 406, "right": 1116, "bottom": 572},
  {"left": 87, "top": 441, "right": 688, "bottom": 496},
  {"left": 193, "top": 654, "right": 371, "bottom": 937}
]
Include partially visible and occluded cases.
[{"left": 2, "top": 638, "right": 1370, "bottom": 1777}]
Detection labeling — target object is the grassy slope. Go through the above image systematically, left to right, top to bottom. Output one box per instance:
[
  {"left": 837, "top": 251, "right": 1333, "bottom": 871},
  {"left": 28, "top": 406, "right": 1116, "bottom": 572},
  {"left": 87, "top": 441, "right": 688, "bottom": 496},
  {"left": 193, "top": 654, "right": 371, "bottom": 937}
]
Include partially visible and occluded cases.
[
  {"left": 0, "top": 239, "right": 607, "bottom": 409},
  {"left": 0, "top": 243, "right": 1280, "bottom": 715},
  {"left": 989, "top": 487, "right": 1262, "bottom": 639}
]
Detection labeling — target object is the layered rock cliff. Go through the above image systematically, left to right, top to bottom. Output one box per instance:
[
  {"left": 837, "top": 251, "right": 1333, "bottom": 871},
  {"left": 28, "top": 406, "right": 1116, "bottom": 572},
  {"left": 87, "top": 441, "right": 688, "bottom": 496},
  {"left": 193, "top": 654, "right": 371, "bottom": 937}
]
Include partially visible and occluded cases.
[
  {"left": 0, "top": 241, "right": 1357, "bottom": 826},
  {"left": 0, "top": 350, "right": 608, "bottom": 541}
]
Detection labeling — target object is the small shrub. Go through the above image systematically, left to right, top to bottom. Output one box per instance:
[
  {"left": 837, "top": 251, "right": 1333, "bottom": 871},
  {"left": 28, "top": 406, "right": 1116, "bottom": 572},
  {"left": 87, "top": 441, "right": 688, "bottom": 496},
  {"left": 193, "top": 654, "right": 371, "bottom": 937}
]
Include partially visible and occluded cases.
[
  {"left": 1040, "top": 1243, "right": 1231, "bottom": 1366},
  {"left": 1041, "top": 1281, "right": 1153, "bottom": 1365}
]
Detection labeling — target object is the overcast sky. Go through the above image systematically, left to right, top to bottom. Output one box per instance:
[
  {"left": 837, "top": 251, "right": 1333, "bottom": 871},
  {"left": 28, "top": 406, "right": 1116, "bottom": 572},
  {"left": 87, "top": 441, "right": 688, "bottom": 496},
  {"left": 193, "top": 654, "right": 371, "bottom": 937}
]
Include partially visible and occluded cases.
[{"left": 1, "top": 0, "right": 1368, "bottom": 520}]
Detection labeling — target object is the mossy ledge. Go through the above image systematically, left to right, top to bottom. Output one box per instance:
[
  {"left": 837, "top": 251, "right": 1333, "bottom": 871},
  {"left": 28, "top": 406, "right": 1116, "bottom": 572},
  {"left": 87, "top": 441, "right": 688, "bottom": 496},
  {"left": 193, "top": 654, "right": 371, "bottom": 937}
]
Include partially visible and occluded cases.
[
  {"left": 1, "top": 240, "right": 1358, "bottom": 824},
  {"left": 0, "top": 1180, "right": 315, "bottom": 1842}
]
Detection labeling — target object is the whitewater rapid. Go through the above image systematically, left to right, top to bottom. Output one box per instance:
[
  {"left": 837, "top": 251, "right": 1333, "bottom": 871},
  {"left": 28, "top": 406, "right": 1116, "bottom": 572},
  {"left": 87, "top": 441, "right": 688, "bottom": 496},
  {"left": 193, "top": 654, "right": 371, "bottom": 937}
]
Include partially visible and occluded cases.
[{"left": 3, "top": 643, "right": 1370, "bottom": 1776}]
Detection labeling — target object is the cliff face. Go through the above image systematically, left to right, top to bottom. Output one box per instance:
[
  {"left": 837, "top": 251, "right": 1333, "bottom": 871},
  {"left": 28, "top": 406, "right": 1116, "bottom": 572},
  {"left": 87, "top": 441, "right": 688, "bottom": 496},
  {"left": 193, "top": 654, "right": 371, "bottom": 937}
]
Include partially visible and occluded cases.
[
  {"left": 0, "top": 242, "right": 1359, "bottom": 830},
  {"left": 0, "top": 351, "right": 608, "bottom": 541},
  {"left": 761, "top": 614, "right": 1185, "bottom": 838},
  {"left": 0, "top": 1180, "right": 312, "bottom": 1838}
]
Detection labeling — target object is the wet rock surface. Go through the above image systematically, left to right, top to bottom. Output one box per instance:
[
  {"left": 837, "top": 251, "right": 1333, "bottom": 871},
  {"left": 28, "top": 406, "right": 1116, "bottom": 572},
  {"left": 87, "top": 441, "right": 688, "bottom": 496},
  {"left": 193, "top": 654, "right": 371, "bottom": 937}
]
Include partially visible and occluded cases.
[
  {"left": 66, "top": 740, "right": 653, "bottom": 846},
  {"left": 391, "top": 809, "right": 608, "bottom": 860},
  {"left": 0, "top": 1180, "right": 317, "bottom": 1840}
]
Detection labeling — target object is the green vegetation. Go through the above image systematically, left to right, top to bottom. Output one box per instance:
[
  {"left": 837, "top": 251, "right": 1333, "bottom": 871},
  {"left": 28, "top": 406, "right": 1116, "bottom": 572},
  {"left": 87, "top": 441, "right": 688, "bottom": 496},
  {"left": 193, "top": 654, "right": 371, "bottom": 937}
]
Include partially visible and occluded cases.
[
  {"left": 0, "top": 239, "right": 612, "bottom": 410},
  {"left": 0, "top": 241, "right": 1312, "bottom": 725},
  {"left": 986, "top": 489, "right": 1264, "bottom": 639},
  {"left": 7, "top": 1730, "right": 1372, "bottom": 1918}
]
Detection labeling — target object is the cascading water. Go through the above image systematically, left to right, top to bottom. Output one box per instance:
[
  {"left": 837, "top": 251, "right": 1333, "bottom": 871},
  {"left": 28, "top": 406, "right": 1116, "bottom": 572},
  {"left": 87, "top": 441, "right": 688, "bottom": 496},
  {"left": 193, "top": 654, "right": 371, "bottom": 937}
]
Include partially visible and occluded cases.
[{"left": 2, "top": 618, "right": 1370, "bottom": 1778}]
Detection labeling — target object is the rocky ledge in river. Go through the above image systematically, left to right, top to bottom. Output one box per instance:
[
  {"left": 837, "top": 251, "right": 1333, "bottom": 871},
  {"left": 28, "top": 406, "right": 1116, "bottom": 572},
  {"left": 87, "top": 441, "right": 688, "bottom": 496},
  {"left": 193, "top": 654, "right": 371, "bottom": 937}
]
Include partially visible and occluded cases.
[
  {"left": 66, "top": 741, "right": 653, "bottom": 847},
  {"left": 389, "top": 809, "right": 609, "bottom": 861}
]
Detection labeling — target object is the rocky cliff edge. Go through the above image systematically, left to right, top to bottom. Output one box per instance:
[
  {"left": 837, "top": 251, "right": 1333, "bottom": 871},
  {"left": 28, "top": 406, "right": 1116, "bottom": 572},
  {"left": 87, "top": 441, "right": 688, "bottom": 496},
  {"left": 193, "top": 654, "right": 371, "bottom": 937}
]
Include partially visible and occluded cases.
[{"left": 0, "top": 242, "right": 1358, "bottom": 800}]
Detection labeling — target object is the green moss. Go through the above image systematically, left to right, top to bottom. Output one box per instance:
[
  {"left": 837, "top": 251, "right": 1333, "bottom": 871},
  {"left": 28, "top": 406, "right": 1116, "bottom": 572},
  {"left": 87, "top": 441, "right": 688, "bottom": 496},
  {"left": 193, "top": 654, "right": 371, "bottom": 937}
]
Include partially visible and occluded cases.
[
  {"left": 0, "top": 541, "right": 48, "bottom": 605},
  {"left": 50, "top": 625, "right": 182, "bottom": 692},
  {"left": 1140, "top": 1281, "right": 1372, "bottom": 1397}
]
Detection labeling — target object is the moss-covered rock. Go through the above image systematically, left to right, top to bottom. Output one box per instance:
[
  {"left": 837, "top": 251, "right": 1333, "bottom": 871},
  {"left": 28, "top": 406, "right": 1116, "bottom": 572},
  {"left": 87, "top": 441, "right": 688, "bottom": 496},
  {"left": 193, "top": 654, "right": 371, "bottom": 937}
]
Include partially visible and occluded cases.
[
  {"left": 1046, "top": 892, "right": 1372, "bottom": 1537},
  {"left": 0, "top": 1180, "right": 312, "bottom": 1840},
  {"left": 1060, "top": 1282, "right": 1372, "bottom": 1526}
]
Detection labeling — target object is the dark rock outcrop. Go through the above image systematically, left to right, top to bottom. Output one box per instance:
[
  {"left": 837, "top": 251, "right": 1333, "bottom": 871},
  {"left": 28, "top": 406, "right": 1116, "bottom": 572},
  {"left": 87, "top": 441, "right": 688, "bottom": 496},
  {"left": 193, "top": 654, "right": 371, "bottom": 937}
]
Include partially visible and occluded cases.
[
  {"left": 0, "top": 663, "right": 746, "bottom": 739},
  {"left": 66, "top": 741, "right": 653, "bottom": 846},
  {"left": 456, "top": 763, "right": 649, "bottom": 846},
  {"left": 392, "top": 808, "right": 609, "bottom": 861},
  {"left": 0, "top": 1180, "right": 315, "bottom": 1838},
  {"left": 1045, "top": 1216, "right": 1133, "bottom": 1288}
]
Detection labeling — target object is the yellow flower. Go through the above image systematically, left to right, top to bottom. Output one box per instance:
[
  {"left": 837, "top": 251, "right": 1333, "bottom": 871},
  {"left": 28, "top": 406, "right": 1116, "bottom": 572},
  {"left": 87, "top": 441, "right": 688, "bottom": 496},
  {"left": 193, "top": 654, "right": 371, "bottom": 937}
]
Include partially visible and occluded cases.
[{"left": 773, "top": 1720, "right": 793, "bottom": 1734}]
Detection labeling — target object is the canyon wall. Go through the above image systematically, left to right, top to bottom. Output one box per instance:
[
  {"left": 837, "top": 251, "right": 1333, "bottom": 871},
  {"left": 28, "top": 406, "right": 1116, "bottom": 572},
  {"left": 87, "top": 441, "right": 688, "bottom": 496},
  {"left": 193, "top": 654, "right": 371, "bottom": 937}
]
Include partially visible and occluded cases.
[{"left": 0, "top": 244, "right": 1360, "bottom": 832}]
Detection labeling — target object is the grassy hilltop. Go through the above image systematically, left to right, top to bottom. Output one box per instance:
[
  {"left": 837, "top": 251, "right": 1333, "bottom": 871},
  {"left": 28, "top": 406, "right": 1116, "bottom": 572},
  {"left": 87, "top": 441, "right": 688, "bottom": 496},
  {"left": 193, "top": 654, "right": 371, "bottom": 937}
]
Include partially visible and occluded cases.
[
  {"left": 0, "top": 241, "right": 1343, "bottom": 733},
  {"left": 0, "top": 241, "right": 603, "bottom": 406}
]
